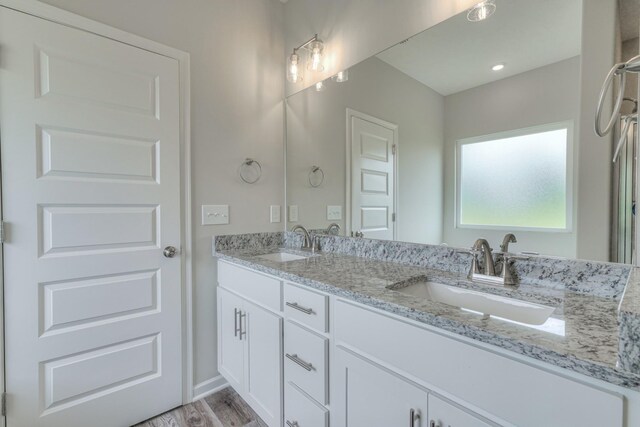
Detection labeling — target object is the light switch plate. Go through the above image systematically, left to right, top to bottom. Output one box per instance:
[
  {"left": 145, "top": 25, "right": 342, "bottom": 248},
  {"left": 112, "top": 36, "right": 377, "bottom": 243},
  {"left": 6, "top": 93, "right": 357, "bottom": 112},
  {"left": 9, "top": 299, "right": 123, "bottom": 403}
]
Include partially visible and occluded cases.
[
  {"left": 202, "top": 205, "right": 229, "bottom": 225},
  {"left": 270, "top": 205, "right": 281, "bottom": 223},
  {"left": 288, "top": 205, "right": 299, "bottom": 222},
  {"left": 327, "top": 205, "right": 342, "bottom": 220}
]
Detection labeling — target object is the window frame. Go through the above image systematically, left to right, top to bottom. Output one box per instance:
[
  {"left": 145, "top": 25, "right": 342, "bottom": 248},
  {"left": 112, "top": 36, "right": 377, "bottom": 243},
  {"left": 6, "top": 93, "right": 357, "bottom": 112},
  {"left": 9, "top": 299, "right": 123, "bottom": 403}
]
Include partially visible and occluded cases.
[{"left": 455, "top": 120, "right": 574, "bottom": 233}]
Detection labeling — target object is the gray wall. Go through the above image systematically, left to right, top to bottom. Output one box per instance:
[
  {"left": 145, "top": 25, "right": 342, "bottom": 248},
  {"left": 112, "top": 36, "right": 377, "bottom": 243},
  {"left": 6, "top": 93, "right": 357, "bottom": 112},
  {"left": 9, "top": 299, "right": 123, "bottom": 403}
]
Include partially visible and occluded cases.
[
  {"left": 38, "top": 0, "right": 285, "bottom": 389},
  {"left": 576, "top": 0, "right": 617, "bottom": 261},
  {"left": 287, "top": 57, "right": 444, "bottom": 244},
  {"left": 443, "top": 57, "right": 582, "bottom": 257}
]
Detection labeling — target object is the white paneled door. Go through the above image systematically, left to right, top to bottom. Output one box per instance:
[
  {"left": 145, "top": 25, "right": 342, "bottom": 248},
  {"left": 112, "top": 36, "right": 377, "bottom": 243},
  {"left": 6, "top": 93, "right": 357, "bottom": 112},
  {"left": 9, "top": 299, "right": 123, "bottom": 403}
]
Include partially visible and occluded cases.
[
  {"left": 0, "top": 7, "right": 183, "bottom": 427},
  {"left": 348, "top": 110, "right": 397, "bottom": 240}
]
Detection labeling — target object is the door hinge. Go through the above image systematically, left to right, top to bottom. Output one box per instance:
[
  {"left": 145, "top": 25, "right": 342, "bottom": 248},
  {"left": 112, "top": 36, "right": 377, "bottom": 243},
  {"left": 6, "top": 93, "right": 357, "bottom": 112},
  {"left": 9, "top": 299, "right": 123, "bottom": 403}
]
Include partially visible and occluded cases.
[
  {"left": 392, "top": 144, "right": 397, "bottom": 155},
  {"left": 392, "top": 213, "right": 396, "bottom": 222},
  {"left": 0, "top": 221, "right": 5, "bottom": 244},
  {"left": 2, "top": 392, "right": 7, "bottom": 417}
]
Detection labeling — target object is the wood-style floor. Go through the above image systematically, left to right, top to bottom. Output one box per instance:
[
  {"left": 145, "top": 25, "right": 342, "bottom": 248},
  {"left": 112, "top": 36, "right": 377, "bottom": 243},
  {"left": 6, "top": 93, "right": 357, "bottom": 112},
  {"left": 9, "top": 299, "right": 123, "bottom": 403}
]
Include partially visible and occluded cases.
[{"left": 133, "top": 387, "right": 267, "bottom": 427}]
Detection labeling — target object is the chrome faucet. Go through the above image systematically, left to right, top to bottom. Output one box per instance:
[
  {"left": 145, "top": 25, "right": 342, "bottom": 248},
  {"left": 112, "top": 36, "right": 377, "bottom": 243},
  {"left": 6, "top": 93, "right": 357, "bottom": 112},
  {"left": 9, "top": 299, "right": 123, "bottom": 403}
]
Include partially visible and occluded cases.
[
  {"left": 326, "top": 223, "right": 341, "bottom": 235},
  {"left": 291, "top": 225, "right": 311, "bottom": 248},
  {"left": 500, "top": 233, "right": 517, "bottom": 253},
  {"left": 468, "top": 235, "right": 523, "bottom": 286},
  {"left": 470, "top": 238, "right": 496, "bottom": 277}
]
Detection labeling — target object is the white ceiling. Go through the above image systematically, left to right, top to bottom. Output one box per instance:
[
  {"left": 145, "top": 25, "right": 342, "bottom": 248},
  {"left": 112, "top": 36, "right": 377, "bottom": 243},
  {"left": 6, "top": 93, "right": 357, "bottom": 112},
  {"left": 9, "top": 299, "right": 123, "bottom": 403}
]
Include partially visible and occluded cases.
[
  {"left": 376, "top": 0, "right": 583, "bottom": 96},
  {"left": 620, "top": 0, "right": 640, "bottom": 41}
]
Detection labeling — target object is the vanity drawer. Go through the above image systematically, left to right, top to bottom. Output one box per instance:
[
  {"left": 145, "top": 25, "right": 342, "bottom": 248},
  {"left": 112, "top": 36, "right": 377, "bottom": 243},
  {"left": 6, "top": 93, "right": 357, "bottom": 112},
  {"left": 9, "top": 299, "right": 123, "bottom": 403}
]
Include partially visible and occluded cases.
[
  {"left": 217, "top": 260, "right": 282, "bottom": 312},
  {"left": 284, "top": 283, "right": 329, "bottom": 333},
  {"left": 284, "top": 320, "right": 328, "bottom": 405},
  {"left": 284, "top": 382, "right": 328, "bottom": 427}
]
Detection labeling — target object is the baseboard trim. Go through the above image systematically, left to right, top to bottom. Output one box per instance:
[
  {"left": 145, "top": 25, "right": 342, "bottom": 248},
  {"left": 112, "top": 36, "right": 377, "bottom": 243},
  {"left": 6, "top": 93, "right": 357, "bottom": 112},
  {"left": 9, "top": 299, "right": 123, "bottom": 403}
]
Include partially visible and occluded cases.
[{"left": 192, "top": 375, "right": 228, "bottom": 401}]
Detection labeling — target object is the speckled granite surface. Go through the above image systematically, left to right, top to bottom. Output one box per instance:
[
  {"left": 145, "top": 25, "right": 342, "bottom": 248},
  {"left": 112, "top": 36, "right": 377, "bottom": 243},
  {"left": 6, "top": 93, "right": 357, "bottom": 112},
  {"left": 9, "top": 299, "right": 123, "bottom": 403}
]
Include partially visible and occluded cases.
[
  {"left": 213, "top": 232, "right": 285, "bottom": 252},
  {"left": 213, "top": 233, "right": 640, "bottom": 390},
  {"left": 284, "top": 233, "right": 631, "bottom": 299},
  {"left": 619, "top": 268, "right": 640, "bottom": 372}
]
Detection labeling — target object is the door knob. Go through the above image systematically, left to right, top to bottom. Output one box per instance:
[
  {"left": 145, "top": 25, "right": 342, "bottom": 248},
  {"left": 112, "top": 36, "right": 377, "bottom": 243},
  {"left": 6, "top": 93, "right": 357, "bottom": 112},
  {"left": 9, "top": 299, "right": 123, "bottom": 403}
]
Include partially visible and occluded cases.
[{"left": 163, "top": 246, "right": 177, "bottom": 258}]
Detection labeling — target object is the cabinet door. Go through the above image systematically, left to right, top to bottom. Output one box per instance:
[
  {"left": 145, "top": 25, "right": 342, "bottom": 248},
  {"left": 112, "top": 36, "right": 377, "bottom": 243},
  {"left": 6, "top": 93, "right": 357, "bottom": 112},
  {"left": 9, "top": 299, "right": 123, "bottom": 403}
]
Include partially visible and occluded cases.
[
  {"left": 217, "top": 287, "right": 245, "bottom": 391},
  {"left": 245, "top": 300, "right": 283, "bottom": 427},
  {"left": 333, "top": 348, "right": 428, "bottom": 427},
  {"left": 429, "top": 394, "right": 492, "bottom": 427}
]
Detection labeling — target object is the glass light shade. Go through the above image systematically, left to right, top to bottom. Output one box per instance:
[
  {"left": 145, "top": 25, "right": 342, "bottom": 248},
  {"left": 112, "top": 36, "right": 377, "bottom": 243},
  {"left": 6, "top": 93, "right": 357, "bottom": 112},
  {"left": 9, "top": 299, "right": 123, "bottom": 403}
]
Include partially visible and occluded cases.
[
  {"left": 467, "top": 1, "right": 496, "bottom": 22},
  {"left": 306, "top": 40, "right": 325, "bottom": 72},
  {"left": 287, "top": 53, "right": 303, "bottom": 83},
  {"left": 333, "top": 70, "right": 349, "bottom": 82},
  {"left": 314, "top": 81, "right": 326, "bottom": 92}
]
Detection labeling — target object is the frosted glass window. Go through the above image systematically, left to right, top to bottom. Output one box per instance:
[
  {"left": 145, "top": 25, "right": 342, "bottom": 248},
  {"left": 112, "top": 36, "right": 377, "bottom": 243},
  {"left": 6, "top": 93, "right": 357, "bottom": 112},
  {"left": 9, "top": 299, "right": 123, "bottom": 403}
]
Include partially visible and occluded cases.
[{"left": 457, "top": 125, "right": 570, "bottom": 230}]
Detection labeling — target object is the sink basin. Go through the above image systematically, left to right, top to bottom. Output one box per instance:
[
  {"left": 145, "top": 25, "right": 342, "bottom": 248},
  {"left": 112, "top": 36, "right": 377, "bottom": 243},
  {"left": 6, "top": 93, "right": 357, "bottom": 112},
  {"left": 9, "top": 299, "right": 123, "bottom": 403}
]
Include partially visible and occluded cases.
[
  {"left": 257, "top": 251, "right": 312, "bottom": 263},
  {"left": 391, "top": 281, "right": 555, "bottom": 326}
]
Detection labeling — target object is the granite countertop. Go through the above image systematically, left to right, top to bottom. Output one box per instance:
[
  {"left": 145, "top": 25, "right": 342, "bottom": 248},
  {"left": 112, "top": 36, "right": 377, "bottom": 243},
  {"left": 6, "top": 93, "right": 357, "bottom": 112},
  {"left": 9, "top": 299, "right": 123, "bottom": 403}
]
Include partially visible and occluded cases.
[{"left": 216, "top": 246, "right": 640, "bottom": 390}]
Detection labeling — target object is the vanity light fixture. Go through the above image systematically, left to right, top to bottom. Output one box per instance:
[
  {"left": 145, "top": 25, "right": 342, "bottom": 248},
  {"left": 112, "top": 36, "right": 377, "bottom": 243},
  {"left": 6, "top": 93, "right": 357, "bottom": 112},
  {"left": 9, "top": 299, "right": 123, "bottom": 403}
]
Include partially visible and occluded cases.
[
  {"left": 467, "top": 0, "right": 496, "bottom": 22},
  {"left": 287, "top": 34, "right": 325, "bottom": 83},
  {"left": 307, "top": 39, "right": 325, "bottom": 72},
  {"left": 287, "top": 52, "right": 303, "bottom": 83},
  {"left": 491, "top": 63, "right": 505, "bottom": 71},
  {"left": 333, "top": 69, "right": 349, "bottom": 82},
  {"left": 315, "top": 81, "right": 326, "bottom": 92}
]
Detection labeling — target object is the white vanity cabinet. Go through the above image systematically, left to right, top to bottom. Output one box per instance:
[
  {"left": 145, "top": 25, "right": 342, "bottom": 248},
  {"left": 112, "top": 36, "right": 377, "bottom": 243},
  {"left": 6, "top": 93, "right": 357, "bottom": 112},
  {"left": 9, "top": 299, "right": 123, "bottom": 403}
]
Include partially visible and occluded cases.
[
  {"left": 217, "top": 260, "right": 632, "bottom": 427},
  {"left": 217, "top": 262, "right": 283, "bottom": 427},
  {"left": 283, "top": 282, "right": 332, "bottom": 426},
  {"left": 217, "top": 287, "right": 246, "bottom": 392},
  {"left": 332, "top": 299, "right": 624, "bottom": 427},
  {"left": 333, "top": 345, "right": 492, "bottom": 427},
  {"left": 333, "top": 347, "right": 429, "bottom": 427},
  {"left": 428, "top": 394, "right": 493, "bottom": 427}
]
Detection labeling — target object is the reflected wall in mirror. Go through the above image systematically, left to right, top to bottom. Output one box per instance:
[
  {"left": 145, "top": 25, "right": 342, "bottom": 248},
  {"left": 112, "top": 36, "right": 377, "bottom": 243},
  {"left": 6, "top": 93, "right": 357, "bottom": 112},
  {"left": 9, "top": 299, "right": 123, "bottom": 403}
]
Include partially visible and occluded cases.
[{"left": 285, "top": 0, "right": 640, "bottom": 262}]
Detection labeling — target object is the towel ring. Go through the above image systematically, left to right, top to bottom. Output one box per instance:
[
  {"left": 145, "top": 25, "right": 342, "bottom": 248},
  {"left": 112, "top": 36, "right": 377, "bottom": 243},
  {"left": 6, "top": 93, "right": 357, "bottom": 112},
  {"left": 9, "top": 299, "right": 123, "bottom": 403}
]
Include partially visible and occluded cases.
[
  {"left": 595, "top": 63, "right": 627, "bottom": 137},
  {"left": 239, "top": 158, "right": 262, "bottom": 184},
  {"left": 308, "top": 165, "right": 324, "bottom": 187}
]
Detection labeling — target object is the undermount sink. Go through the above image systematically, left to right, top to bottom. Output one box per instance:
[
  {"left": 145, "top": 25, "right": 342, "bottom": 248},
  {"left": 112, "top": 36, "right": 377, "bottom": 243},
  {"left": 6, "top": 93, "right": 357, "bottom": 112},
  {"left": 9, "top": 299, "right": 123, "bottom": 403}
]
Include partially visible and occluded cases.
[
  {"left": 257, "top": 251, "right": 312, "bottom": 263},
  {"left": 390, "top": 281, "right": 555, "bottom": 326}
]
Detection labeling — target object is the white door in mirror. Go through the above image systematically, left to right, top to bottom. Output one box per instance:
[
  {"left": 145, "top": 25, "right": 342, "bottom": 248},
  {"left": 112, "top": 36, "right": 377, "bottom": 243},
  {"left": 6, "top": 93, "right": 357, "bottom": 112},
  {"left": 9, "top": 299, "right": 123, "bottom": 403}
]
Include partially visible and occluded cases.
[{"left": 348, "top": 110, "right": 397, "bottom": 240}]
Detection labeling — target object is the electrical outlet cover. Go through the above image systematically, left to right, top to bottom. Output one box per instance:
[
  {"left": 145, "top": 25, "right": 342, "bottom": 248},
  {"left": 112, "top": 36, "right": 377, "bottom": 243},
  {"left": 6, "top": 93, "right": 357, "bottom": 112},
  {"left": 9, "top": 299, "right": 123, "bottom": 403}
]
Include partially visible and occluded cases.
[
  {"left": 202, "top": 205, "right": 229, "bottom": 225},
  {"left": 270, "top": 205, "right": 281, "bottom": 223},
  {"left": 288, "top": 205, "right": 299, "bottom": 222},
  {"left": 327, "top": 205, "right": 342, "bottom": 220}
]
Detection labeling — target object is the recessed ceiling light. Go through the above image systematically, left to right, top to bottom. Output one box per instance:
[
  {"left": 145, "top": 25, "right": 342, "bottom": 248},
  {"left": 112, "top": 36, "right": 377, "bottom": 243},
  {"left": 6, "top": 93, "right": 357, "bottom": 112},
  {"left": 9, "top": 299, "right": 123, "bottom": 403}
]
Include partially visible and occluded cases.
[
  {"left": 467, "top": 1, "right": 497, "bottom": 22},
  {"left": 491, "top": 63, "right": 505, "bottom": 71}
]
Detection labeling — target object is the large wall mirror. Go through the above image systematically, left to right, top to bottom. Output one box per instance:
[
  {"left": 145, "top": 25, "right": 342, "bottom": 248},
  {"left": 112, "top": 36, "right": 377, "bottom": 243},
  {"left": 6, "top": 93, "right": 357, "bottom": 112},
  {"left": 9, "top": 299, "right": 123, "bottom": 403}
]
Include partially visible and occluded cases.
[{"left": 285, "top": 0, "right": 640, "bottom": 263}]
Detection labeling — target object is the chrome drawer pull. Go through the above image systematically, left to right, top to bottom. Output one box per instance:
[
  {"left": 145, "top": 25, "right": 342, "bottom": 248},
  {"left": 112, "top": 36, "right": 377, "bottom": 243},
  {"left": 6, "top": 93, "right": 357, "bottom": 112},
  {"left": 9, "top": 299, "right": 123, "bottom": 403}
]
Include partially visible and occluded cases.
[
  {"left": 286, "top": 301, "right": 314, "bottom": 315},
  {"left": 234, "top": 308, "right": 240, "bottom": 337},
  {"left": 239, "top": 311, "right": 246, "bottom": 340},
  {"left": 286, "top": 353, "right": 314, "bottom": 371},
  {"left": 410, "top": 408, "right": 420, "bottom": 427},
  {"left": 286, "top": 421, "right": 299, "bottom": 427}
]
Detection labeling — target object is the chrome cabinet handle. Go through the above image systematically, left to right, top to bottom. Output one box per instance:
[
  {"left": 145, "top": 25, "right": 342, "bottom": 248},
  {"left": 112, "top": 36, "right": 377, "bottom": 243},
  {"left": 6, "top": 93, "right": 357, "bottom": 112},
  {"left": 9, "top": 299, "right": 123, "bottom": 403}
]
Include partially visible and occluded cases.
[
  {"left": 163, "top": 246, "right": 177, "bottom": 258},
  {"left": 286, "top": 301, "right": 314, "bottom": 315},
  {"left": 234, "top": 308, "right": 240, "bottom": 337},
  {"left": 239, "top": 311, "right": 246, "bottom": 340},
  {"left": 286, "top": 353, "right": 313, "bottom": 371},
  {"left": 410, "top": 409, "right": 420, "bottom": 427},
  {"left": 286, "top": 421, "right": 299, "bottom": 427}
]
